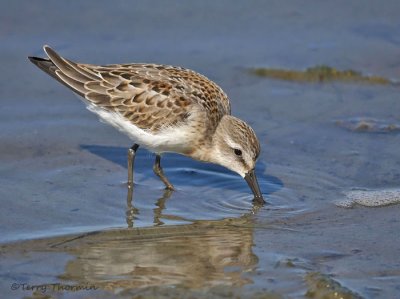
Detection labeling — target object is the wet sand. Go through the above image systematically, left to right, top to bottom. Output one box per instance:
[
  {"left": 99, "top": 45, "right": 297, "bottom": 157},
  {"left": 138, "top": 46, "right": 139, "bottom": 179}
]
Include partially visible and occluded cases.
[{"left": 1, "top": 1, "right": 400, "bottom": 298}]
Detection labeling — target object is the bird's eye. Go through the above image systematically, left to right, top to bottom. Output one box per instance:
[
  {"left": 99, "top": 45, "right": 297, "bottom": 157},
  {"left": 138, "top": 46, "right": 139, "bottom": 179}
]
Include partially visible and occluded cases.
[{"left": 234, "top": 148, "right": 242, "bottom": 156}]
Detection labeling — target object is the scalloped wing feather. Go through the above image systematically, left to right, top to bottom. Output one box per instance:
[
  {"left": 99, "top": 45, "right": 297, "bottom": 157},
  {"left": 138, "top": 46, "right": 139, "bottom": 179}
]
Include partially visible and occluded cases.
[{"left": 33, "top": 46, "right": 231, "bottom": 135}]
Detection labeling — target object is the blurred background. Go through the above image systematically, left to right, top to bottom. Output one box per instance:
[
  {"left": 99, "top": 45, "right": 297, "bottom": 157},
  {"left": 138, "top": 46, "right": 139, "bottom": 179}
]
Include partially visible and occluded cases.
[{"left": 1, "top": 1, "right": 400, "bottom": 298}]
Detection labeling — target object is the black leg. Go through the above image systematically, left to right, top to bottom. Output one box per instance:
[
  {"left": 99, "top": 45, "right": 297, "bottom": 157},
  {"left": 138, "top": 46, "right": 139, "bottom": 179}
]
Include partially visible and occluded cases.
[
  {"left": 126, "top": 144, "right": 139, "bottom": 228},
  {"left": 127, "top": 144, "right": 139, "bottom": 186},
  {"left": 153, "top": 154, "right": 175, "bottom": 190}
]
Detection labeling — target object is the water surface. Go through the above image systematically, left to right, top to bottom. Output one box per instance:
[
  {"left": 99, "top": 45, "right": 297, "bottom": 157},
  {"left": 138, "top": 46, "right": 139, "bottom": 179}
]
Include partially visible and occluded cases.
[{"left": 1, "top": 1, "right": 400, "bottom": 298}]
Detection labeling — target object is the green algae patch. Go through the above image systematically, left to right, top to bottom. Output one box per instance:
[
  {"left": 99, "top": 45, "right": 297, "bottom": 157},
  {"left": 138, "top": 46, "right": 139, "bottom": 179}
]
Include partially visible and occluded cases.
[
  {"left": 250, "top": 65, "right": 392, "bottom": 85},
  {"left": 335, "top": 117, "right": 400, "bottom": 133},
  {"left": 305, "top": 272, "right": 363, "bottom": 299}
]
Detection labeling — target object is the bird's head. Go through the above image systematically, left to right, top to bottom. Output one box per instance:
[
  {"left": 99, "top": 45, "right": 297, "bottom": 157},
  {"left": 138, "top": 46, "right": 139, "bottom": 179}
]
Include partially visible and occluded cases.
[{"left": 209, "top": 115, "right": 264, "bottom": 203}]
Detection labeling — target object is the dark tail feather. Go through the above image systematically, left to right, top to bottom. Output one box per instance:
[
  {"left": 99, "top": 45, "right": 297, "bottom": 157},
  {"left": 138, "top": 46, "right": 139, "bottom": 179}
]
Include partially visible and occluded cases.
[
  {"left": 28, "top": 56, "right": 85, "bottom": 96},
  {"left": 28, "top": 56, "right": 59, "bottom": 80}
]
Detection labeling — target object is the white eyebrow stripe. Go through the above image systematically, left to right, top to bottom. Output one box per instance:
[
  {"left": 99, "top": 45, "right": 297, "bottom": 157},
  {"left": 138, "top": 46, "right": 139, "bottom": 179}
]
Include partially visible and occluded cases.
[{"left": 225, "top": 138, "right": 242, "bottom": 150}]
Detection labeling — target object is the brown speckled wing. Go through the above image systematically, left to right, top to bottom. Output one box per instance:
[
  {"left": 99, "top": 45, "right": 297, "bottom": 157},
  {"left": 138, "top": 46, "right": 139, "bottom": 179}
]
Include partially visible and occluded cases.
[{"left": 40, "top": 46, "right": 231, "bottom": 133}]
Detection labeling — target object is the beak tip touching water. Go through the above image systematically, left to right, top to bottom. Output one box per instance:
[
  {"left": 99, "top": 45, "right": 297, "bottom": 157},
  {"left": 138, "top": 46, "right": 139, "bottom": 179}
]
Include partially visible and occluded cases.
[
  {"left": 244, "top": 169, "right": 265, "bottom": 204},
  {"left": 253, "top": 195, "right": 265, "bottom": 205}
]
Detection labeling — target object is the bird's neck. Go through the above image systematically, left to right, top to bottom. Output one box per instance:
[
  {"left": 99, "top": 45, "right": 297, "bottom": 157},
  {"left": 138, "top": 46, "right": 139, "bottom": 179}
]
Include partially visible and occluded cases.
[{"left": 189, "top": 115, "right": 229, "bottom": 164}]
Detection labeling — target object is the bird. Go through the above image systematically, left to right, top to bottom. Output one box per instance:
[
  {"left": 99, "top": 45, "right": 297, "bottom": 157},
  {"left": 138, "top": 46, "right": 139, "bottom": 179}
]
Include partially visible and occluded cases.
[{"left": 28, "top": 45, "right": 264, "bottom": 203}]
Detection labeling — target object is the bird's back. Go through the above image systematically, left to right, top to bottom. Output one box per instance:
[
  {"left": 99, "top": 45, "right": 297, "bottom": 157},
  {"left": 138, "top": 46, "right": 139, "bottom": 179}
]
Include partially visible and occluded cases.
[{"left": 29, "top": 46, "right": 231, "bottom": 134}]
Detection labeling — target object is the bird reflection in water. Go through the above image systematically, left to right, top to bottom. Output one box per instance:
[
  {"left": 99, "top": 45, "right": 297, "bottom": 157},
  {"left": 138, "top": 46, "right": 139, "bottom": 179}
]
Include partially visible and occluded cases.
[{"left": 55, "top": 187, "right": 263, "bottom": 291}]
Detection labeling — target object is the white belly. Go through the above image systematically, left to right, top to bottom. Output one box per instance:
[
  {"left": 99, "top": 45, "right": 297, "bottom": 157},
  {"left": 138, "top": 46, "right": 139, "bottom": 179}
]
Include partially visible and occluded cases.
[{"left": 87, "top": 104, "right": 193, "bottom": 154}]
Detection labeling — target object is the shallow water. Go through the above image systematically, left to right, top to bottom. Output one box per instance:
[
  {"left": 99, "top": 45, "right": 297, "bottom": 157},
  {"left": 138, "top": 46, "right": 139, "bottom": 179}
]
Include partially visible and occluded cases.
[{"left": 1, "top": 1, "right": 400, "bottom": 298}]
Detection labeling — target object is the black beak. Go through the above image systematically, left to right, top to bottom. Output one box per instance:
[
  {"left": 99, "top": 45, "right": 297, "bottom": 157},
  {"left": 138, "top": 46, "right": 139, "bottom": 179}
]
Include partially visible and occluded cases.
[{"left": 244, "top": 169, "right": 265, "bottom": 204}]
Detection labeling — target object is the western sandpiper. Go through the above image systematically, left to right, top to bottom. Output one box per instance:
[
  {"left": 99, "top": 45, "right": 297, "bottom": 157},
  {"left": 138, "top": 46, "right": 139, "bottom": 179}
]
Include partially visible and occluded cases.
[{"left": 29, "top": 46, "right": 264, "bottom": 203}]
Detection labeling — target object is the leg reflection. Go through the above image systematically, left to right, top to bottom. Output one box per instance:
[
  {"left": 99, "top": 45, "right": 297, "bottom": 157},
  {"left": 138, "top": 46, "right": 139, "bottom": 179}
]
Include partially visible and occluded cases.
[
  {"left": 126, "top": 184, "right": 138, "bottom": 228},
  {"left": 126, "top": 185, "right": 174, "bottom": 228},
  {"left": 153, "top": 189, "right": 174, "bottom": 226}
]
